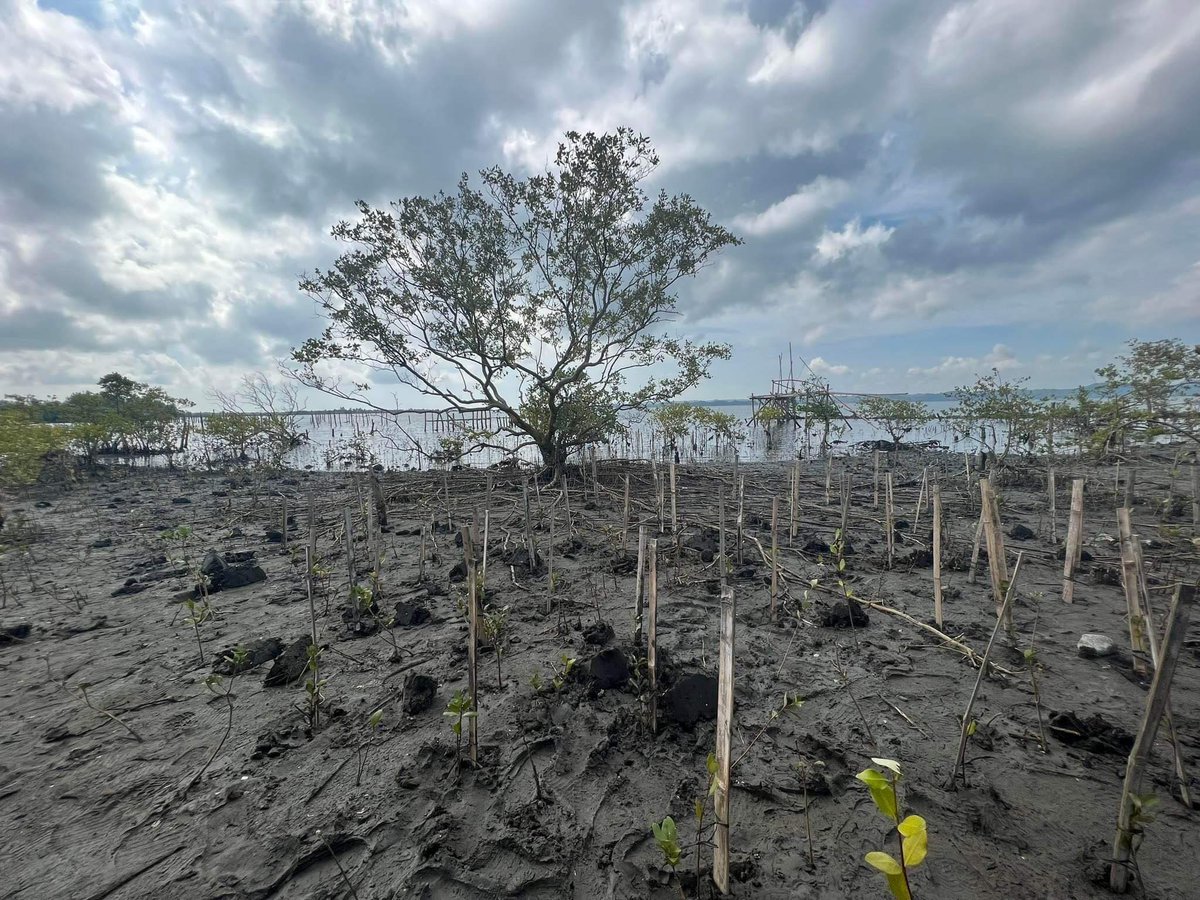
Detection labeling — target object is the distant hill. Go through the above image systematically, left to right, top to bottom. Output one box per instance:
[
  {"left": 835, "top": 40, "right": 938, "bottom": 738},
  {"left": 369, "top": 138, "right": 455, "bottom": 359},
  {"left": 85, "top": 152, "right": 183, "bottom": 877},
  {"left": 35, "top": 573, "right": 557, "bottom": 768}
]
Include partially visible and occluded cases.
[{"left": 693, "top": 385, "right": 1104, "bottom": 405}]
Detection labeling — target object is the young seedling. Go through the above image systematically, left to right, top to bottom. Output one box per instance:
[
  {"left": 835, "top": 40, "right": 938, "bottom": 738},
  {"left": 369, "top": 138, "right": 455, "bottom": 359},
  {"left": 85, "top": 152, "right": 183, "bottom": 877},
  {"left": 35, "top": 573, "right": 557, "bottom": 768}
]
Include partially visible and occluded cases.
[
  {"left": 183, "top": 598, "right": 213, "bottom": 665},
  {"left": 481, "top": 605, "right": 510, "bottom": 689},
  {"left": 304, "top": 642, "right": 326, "bottom": 731},
  {"left": 184, "top": 645, "right": 248, "bottom": 794},
  {"left": 443, "top": 689, "right": 477, "bottom": 766},
  {"left": 355, "top": 709, "right": 384, "bottom": 786},
  {"left": 794, "top": 757, "right": 825, "bottom": 869},
  {"left": 856, "top": 758, "right": 928, "bottom": 900},
  {"left": 650, "top": 816, "right": 684, "bottom": 894}
]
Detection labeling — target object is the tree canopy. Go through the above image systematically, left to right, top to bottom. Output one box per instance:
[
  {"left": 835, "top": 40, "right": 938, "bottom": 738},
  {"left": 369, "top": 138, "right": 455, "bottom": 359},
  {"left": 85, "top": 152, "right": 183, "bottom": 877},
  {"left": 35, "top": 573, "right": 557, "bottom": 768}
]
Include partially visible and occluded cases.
[
  {"left": 292, "top": 128, "right": 740, "bottom": 471},
  {"left": 855, "top": 396, "right": 933, "bottom": 449}
]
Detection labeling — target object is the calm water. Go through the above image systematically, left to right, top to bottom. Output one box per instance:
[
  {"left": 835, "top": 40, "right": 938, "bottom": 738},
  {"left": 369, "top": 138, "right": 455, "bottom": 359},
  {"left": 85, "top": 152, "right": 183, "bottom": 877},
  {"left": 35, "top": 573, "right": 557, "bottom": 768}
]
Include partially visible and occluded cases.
[{"left": 168, "top": 399, "right": 977, "bottom": 471}]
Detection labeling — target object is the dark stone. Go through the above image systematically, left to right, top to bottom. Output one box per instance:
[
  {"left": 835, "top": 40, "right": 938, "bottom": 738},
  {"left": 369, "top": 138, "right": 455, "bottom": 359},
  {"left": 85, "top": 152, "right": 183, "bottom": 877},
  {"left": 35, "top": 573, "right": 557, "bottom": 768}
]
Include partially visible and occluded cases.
[
  {"left": 171, "top": 497, "right": 192, "bottom": 505},
  {"left": 34, "top": 501, "right": 51, "bottom": 509},
  {"left": 894, "top": 519, "right": 910, "bottom": 531},
  {"left": 1008, "top": 523, "right": 1037, "bottom": 541},
  {"left": 685, "top": 527, "right": 720, "bottom": 555},
  {"left": 265, "top": 529, "right": 284, "bottom": 543},
  {"left": 89, "top": 538, "right": 113, "bottom": 549},
  {"left": 803, "top": 539, "right": 830, "bottom": 555},
  {"left": 503, "top": 547, "right": 544, "bottom": 574},
  {"left": 1055, "top": 547, "right": 1094, "bottom": 562},
  {"left": 201, "top": 549, "right": 227, "bottom": 578},
  {"left": 700, "top": 549, "right": 715, "bottom": 563},
  {"left": 900, "top": 549, "right": 933, "bottom": 568},
  {"left": 225, "top": 550, "right": 256, "bottom": 564},
  {"left": 448, "top": 562, "right": 468, "bottom": 583},
  {"left": 214, "top": 565, "right": 267, "bottom": 591},
  {"left": 734, "top": 565, "right": 757, "bottom": 580},
  {"left": 111, "top": 579, "right": 146, "bottom": 597},
  {"left": 393, "top": 600, "right": 431, "bottom": 627},
  {"left": 820, "top": 600, "right": 869, "bottom": 628},
  {"left": 583, "top": 621, "right": 614, "bottom": 646},
  {"left": 0, "top": 622, "right": 32, "bottom": 644},
  {"left": 264, "top": 636, "right": 313, "bottom": 686},
  {"left": 212, "top": 638, "right": 284, "bottom": 675},
  {"left": 590, "top": 648, "right": 630, "bottom": 689},
  {"left": 401, "top": 673, "right": 437, "bottom": 715},
  {"left": 663, "top": 673, "right": 718, "bottom": 726},
  {"left": 1048, "top": 710, "right": 1134, "bottom": 756}
]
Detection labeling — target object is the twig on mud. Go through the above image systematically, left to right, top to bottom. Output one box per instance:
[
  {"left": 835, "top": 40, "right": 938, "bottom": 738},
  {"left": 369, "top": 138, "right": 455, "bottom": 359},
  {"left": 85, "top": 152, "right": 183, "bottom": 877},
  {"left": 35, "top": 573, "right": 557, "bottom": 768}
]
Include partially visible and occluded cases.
[
  {"left": 44, "top": 658, "right": 143, "bottom": 742},
  {"left": 875, "top": 693, "right": 932, "bottom": 740},
  {"left": 318, "top": 833, "right": 362, "bottom": 900}
]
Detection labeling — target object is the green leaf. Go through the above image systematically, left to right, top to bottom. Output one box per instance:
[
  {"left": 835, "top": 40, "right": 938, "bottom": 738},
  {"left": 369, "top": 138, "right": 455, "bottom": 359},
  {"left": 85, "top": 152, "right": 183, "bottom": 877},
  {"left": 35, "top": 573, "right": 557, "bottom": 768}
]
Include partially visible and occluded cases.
[
  {"left": 368, "top": 709, "right": 383, "bottom": 729},
  {"left": 856, "top": 768, "right": 898, "bottom": 822},
  {"left": 900, "top": 815, "right": 928, "bottom": 867},
  {"left": 865, "top": 851, "right": 902, "bottom": 875}
]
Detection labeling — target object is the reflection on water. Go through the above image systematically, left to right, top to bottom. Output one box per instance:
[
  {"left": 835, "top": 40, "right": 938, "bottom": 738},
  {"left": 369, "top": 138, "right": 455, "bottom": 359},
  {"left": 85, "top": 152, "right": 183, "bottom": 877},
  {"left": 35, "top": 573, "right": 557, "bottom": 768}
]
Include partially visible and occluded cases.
[{"left": 100, "top": 401, "right": 984, "bottom": 470}]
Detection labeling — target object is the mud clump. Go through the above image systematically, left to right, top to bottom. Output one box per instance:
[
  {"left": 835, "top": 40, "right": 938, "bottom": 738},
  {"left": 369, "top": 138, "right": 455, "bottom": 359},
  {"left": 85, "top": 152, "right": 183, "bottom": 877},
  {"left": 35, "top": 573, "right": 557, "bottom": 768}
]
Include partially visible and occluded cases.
[
  {"left": 264, "top": 636, "right": 313, "bottom": 686},
  {"left": 663, "top": 673, "right": 718, "bottom": 726}
]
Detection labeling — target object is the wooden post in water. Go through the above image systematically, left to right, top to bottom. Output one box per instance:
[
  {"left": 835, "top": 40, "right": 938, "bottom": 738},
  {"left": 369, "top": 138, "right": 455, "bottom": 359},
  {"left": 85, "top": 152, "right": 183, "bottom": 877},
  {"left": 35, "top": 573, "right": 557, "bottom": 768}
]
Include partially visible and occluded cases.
[
  {"left": 1062, "top": 478, "right": 1085, "bottom": 604},
  {"left": 932, "top": 484, "right": 944, "bottom": 628},
  {"left": 770, "top": 497, "right": 779, "bottom": 621},
  {"left": 463, "top": 523, "right": 479, "bottom": 764},
  {"left": 647, "top": 538, "right": 659, "bottom": 734},
  {"left": 713, "top": 584, "right": 736, "bottom": 895},
  {"left": 1110, "top": 585, "right": 1195, "bottom": 893}
]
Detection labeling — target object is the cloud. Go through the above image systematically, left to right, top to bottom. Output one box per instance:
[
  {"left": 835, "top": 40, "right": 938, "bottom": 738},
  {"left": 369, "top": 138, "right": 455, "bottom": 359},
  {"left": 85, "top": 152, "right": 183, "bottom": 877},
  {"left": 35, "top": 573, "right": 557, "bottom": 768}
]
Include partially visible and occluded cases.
[
  {"left": 0, "top": 0, "right": 1198, "bottom": 404},
  {"left": 814, "top": 217, "right": 894, "bottom": 262},
  {"left": 906, "top": 343, "right": 1020, "bottom": 379}
]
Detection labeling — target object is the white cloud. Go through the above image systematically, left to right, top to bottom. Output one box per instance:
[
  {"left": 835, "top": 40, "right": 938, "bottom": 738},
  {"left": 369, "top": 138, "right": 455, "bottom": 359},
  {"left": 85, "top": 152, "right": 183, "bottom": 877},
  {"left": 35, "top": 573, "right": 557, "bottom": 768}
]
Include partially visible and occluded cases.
[
  {"left": 733, "top": 178, "right": 848, "bottom": 236},
  {"left": 814, "top": 218, "right": 894, "bottom": 262}
]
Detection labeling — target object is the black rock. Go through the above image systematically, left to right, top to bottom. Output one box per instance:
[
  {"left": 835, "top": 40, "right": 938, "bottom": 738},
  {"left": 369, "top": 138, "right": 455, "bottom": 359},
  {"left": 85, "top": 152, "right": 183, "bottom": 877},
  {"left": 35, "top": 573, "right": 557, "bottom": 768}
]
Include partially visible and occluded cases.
[
  {"left": 171, "top": 497, "right": 192, "bottom": 505},
  {"left": 34, "top": 501, "right": 52, "bottom": 509},
  {"left": 1008, "top": 523, "right": 1036, "bottom": 541},
  {"left": 685, "top": 527, "right": 720, "bottom": 555},
  {"left": 265, "top": 529, "right": 284, "bottom": 543},
  {"left": 89, "top": 538, "right": 113, "bottom": 549},
  {"left": 803, "top": 539, "right": 830, "bottom": 555},
  {"left": 503, "top": 547, "right": 544, "bottom": 574},
  {"left": 201, "top": 549, "right": 227, "bottom": 578},
  {"left": 448, "top": 562, "right": 468, "bottom": 583},
  {"left": 214, "top": 565, "right": 267, "bottom": 591},
  {"left": 734, "top": 565, "right": 757, "bottom": 580},
  {"left": 111, "top": 579, "right": 146, "bottom": 597},
  {"left": 393, "top": 600, "right": 431, "bottom": 627},
  {"left": 820, "top": 600, "right": 869, "bottom": 628},
  {"left": 583, "top": 621, "right": 614, "bottom": 646},
  {"left": 0, "top": 622, "right": 32, "bottom": 644},
  {"left": 264, "top": 636, "right": 312, "bottom": 686},
  {"left": 212, "top": 637, "right": 284, "bottom": 675},
  {"left": 590, "top": 648, "right": 630, "bottom": 690},
  {"left": 403, "top": 673, "right": 437, "bottom": 714},
  {"left": 663, "top": 673, "right": 718, "bottom": 726},
  {"left": 1048, "top": 710, "right": 1134, "bottom": 756}
]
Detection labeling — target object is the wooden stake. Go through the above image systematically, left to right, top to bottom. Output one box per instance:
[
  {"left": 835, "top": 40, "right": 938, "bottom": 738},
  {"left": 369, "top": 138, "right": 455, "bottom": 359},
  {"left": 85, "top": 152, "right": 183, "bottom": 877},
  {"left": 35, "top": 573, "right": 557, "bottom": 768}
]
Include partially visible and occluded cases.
[
  {"left": 873, "top": 449, "right": 880, "bottom": 509},
  {"left": 824, "top": 456, "right": 832, "bottom": 507},
  {"left": 669, "top": 460, "right": 678, "bottom": 535},
  {"left": 789, "top": 460, "right": 799, "bottom": 544},
  {"left": 1191, "top": 462, "right": 1199, "bottom": 529},
  {"left": 913, "top": 465, "right": 928, "bottom": 530},
  {"left": 1123, "top": 467, "right": 1136, "bottom": 511},
  {"left": 1048, "top": 468, "right": 1057, "bottom": 543},
  {"left": 839, "top": 472, "right": 850, "bottom": 544},
  {"left": 884, "top": 472, "right": 895, "bottom": 568},
  {"left": 621, "top": 474, "right": 631, "bottom": 554},
  {"left": 736, "top": 475, "right": 745, "bottom": 567},
  {"left": 979, "top": 478, "right": 1010, "bottom": 629},
  {"left": 1062, "top": 478, "right": 1085, "bottom": 604},
  {"left": 522, "top": 480, "right": 535, "bottom": 564},
  {"left": 718, "top": 483, "right": 727, "bottom": 590},
  {"left": 933, "top": 484, "right": 944, "bottom": 628},
  {"left": 306, "top": 490, "right": 317, "bottom": 573},
  {"left": 281, "top": 497, "right": 288, "bottom": 551},
  {"left": 770, "top": 497, "right": 779, "bottom": 621},
  {"left": 968, "top": 505, "right": 985, "bottom": 584},
  {"left": 343, "top": 506, "right": 356, "bottom": 611},
  {"left": 1116, "top": 508, "right": 1150, "bottom": 676},
  {"left": 463, "top": 523, "right": 479, "bottom": 764},
  {"left": 634, "top": 526, "right": 647, "bottom": 648},
  {"left": 647, "top": 538, "right": 659, "bottom": 734},
  {"left": 713, "top": 584, "right": 736, "bottom": 895},
  {"left": 1109, "top": 585, "right": 1195, "bottom": 893}
]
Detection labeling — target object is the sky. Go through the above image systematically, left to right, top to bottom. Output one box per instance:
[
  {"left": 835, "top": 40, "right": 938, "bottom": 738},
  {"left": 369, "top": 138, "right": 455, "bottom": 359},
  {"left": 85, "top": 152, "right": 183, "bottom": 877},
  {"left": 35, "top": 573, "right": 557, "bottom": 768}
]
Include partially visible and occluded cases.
[{"left": 1, "top": 0, "right": 1199, "bottom": 408}]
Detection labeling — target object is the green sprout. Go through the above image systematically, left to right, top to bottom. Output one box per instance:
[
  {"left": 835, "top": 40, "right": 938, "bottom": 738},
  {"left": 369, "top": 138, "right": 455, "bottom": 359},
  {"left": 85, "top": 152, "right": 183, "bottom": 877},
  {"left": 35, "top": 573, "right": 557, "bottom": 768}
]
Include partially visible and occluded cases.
[
  {"left": 183, "top": 598, "right": 213, "bottom": 664},
  {"left": 303, "top": 641, "right": 325, "bottom": 730},
  {"left": 443, "top": 689, "right": 477, "bottom": 763},
  {"left": 857, "top": 758, "right": 928, "bottom": 900},
  {"left": 651, "top": 815, "right": 683, "bottom": 871}
]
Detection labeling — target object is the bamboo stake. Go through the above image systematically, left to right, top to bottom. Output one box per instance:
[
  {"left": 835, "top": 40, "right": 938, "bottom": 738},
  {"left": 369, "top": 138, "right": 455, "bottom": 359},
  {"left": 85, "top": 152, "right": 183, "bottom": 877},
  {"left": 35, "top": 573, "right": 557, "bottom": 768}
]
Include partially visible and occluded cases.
[
  {"left": 873, "top": 449, "right": 880, "bottom": 509},
  {"left": 824, "top": 456, "right": 832, "bottom": 507},
  {"left": 670, "top": 460, "right": 678, "bottom": 535},
  {"left": 789, "top": 460, "right": 799, "bottom": 544},
  {"left": 1191, "top": 463, "right": 1199, "bottom": 529},
  {"left": 913, "top": 465, "right": 928, "bottom": 529},
  {"left": 1123, "top": 467, "right": 1136, "bottom": 511},
  {"left": 1048, "top": 468, "right": 1057, "bottom": 543},
  {"left": 839, "top": 472, "right": 850, "bottom": 543},
  {"left": 884, "top": 472, "right": 895, "bottom": 568},
  {"left": 621, "top": 474, "right": 631, "bottom": 554},
  {"left": 736, "top": 475, "right": 745, "bottom": 567},
  {"left": 979, "top": 478, "right": 1010, "bottom": 628},
  {"left": 1062, "top": 478, "right": 1085, "bottom": 604},
  {"left": 522, "top": 480, "right": 535, "bottom": 564},
  {"left": 718, "top": 484, "right": 727, "bottom": 590},
  {"left": 933, "top": 484, "right": 943, "bottom": 628},
  {"left": 306, "top": 490, "right": 317, "bottom": 573},
  {"left": 281, "top": 497, "right": 288, "bottom": 551},
  {"left": 770, "top": 497, "right": 779, "bottom": 621},
  {"left": 968, "top": 506, "right": 985, "bottom": 584},
  {"left": 343, "top": 507, "right": 356, "bottom": 617},
  {"left": 1116, "top": 508, "right": 1150, "bottom": 676},
  {"left": 481, "top": 510, "right": 489, "bottom": 587},
  {"left": 463, "top": 523, "right": 479, "bottom": 764},
  {"left": 634, "top": 525, "right": 647, "bottom": 648},
  {"left": 647, "top": 538, "right": 659, "bottom": 734},
  {"left": 1133, "top": 539, "right": 1193, "bottom": 808},
  {"left": 950, "top": 551, "right": 1024, "bottom": 787},
  {"left": 713, "top": 584, "right": 736, "bottom": 895},
  {"left": 1109, "top": 585, "right": 1195, "bottom": 893}
]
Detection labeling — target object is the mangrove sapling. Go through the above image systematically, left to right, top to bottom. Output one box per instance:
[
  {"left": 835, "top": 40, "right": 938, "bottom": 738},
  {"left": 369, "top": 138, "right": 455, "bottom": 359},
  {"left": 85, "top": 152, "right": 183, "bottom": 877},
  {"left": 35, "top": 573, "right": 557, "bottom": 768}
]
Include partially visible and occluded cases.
[
  {"left": 183, "top": 598, "right": 213, "bottom": 665},
  {"left": 1025, "top": 601, "right": 1048, "bottom": 753},
  {"left": 481, "top": 604, "right": 511, "bottom": 689},
  {"left": 304, "top": 642, "right": 326, "bottom": 731},
  {"left": 183, "top": 645, "right": 249, "bottom": 795},
  {"left": 44, "top": 658, "right": 143, "bottom": 742},
  {"left": 443, "top": 689, "right": 477, "bottom": 767},
  {"left": 355, "top": 709, "right": 384, "bottom": 787},
  {"left": 794, "top": 758, "right": 825, "bottom": 869},
  {"left": 856, "top": 759, "right": 928, "bottom": 900},
  {"left": 650, "top": 816, "right": 685, "bottom": 898}
]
